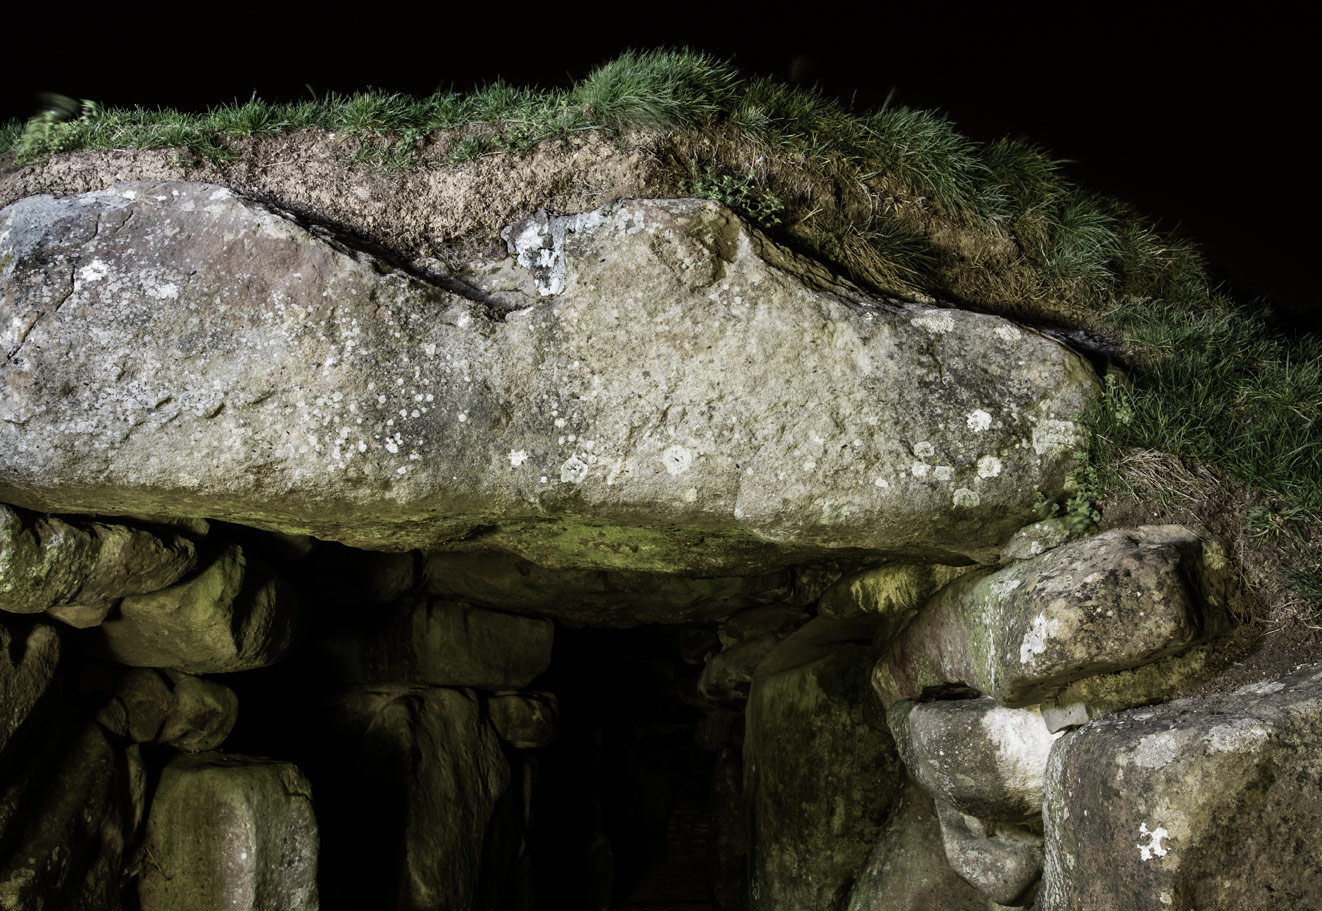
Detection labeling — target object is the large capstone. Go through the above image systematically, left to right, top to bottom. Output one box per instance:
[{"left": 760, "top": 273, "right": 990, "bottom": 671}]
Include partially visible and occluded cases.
[{"left": 0, "top": 183, "right": 1097, "bottom": 573}]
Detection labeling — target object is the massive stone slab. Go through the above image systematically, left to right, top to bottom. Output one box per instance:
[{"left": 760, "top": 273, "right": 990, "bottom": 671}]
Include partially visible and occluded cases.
[
  {"left": 0, "top": 183, "right": 1096, "bottom": 573},
  {"left": 874, "top": 526, "right": 1234, "bottom": 708},
  {"left": 1040, "top": 662, "right": 1322, "bottom": 910}
]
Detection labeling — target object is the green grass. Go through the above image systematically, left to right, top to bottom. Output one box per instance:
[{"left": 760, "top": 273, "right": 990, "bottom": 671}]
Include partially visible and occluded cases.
[{"left": 4, "top": 48, "right": 1319, "bottom": 607}]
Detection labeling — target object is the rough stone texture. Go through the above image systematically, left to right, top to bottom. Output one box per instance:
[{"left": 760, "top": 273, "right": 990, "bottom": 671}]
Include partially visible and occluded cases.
[
  {"left": 0, "top": 184, "right": 1096, "bottom": 572},
  {"left": 0, "top": 503, "right": 196, "bottom": 615},
  {"left": 998, "top": 518, "right": 1071, "bottom": 563},
  {"left": 874, "top": 526, "right": 1234, "bottom": 708},
  {"left": 97, "top": 542, "right": 302, "bottom": 673},
  {"left": 423, "top": 550, "right": 828, "bottom": 626},
  {"left": 816, "top": 561, "right": 967, "bottom": 628},
  {"left": 318, "top": 598, "right": 553, "bottom": 689},
  {"left": 753, "top": 614, "right": 883, "bottom": 678},
  {"left": 0, "top": 616, "right": 61, "bottom": 754},
  {"left": 698, "top": 634, "right": 781, "bottom": 705},
  {"left": 744, "top": 644, "right": 905, "bottom": 911},
  {"left": 1040, "top": 661, "right": 1322, "bottom": 910},
  {"left": 94, "top": 667, "right": 238, "bottom": 751},
  {"left": 319, "top": 685, "right": 513, "bottom": 911},
  {"left": 486, "top": 691, "right": 558, "bottom": 749},
  {"left": 888, "top": 697, "right": 1059, "bottom": 823},
  {"left": 0, "top": 721, "right": 132, "bottom": 911},
  {"left": 139, "top": 752, "right": 318, "bottom": 911},
  {"left": 846, "top": 777, "right": 986, "bottom": 911},
  {"left": 934, "top": 800, "right": 1042, "bottom": 906}
]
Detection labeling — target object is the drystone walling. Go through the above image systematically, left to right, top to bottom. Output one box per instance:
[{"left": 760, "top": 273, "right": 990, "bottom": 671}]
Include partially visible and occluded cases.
[{"left": 0, "top": 181, "right": 1318, "bottom": 911}]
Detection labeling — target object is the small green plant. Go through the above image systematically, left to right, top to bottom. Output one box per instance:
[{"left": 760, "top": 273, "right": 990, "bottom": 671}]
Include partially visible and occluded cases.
[
  {"left": 15, "top": 94, "right": 100, "bottom": 161},
  {"left": 681, "top": 162, "right": 784, "bottom": 227}
]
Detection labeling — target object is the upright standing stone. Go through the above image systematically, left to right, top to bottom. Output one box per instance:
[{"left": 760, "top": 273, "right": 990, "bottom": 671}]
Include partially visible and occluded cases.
[{"left": 138, "top": 753, "right": 318, "bottom": 911}]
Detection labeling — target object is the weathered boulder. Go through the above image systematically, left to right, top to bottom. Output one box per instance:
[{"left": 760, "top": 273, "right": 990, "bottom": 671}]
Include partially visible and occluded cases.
[
  {"left": 0, "top": 183, "right": 1096, "bottom": 573},
  {"left": 0, "top": 503, "right": 197, "bottom": 616},
  {"left": 999, "top": 518, "right": 1072, "bottom": 563},
  {"left": 874, "top": 526, "right": 1234, "bottom": 708},
  {"left": 96, "top": 542, "right": 302, "bottom": 673},
  {"left": 423, "top": 550, "right": 827, "bottom": 626},
  {"left": 317, "top": 598, "right": 553, "bottom": 689},
  {"left": 0, "top": 616, "right": 61, "bottom": 754},
  {"left": 744, "top": 644, "right": 904, "bottom": 911},
  {"left": 1039, "top": 662, "right": 1322, "bottom": 910},
  {"left": 93, "top": 666, "right": 238, "bottom": 752},
  {"left": 319, "top": 685, "right": 514, "bottom": 910},
  {"left": 486, "top": 691, "right": 559, "bottom": 749},
  {"left": 888, "top": 697, "right": 1059, "bottom": 822},
  {"left": 0, "top": 721, "right": 133, "bottom": 911},
  {"left": 139, "top": 752, "right": 318, "bottom": 911},
  {"left": 846, "top": 777, "right": 986, "bottom": 911},
  {"left": 934, "top": 800, "right": 1042, "bottom": 907}
]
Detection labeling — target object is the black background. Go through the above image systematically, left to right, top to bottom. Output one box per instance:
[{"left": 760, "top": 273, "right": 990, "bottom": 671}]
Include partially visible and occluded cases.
[{"left": 4, "top": 2, "right": 1313, "bottom": 326}]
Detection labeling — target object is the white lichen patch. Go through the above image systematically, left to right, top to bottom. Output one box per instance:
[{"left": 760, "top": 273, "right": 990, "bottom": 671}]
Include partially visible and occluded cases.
[
  {"left": 76, "top": 260, "right": 110, "bottom": 283},
  {"left": 911, "top": 312, "right": 956, "bottom": 334},
  {"left": 994, "top": 325, "right": 1022, "bottom": 342},
  {"left": 966, "top": 409, "right": 992, "bottom": 432},
  {"left": 1031, "top": 418, "right": 1083, "bottom": 456},
  {"left": 914, "top": 441, "right": 936, "bottom": 458},
  {"left": 663, "top": 445, "right": 693, "bottom": 476},
  {"left": 508, "top": 449, "right": 528, "bottom": 468},
  {"left": 560, "top": 455, "right": 589, "bottom": 483},
  {"left": 977, "top": 455, "right": 1003, "bottom": 478},
  {"left": 911, "top": 463, "right": 930, "bottom": 478},
  {"left": 933, "top": 465, "right": 953, "bottom": 481},
  {"left": 873, "top": 477, "right": 889, "bottom": 488},
  {"left": 952, "top": 488, "right": 979, "bottom": 508},
  {"left": 990, "top": 578, "right": 1022, "bottom": 598},
  {"left": 1019, "top": 612, "right": 1062, "bottom": 662},
  {"left": 981, "top": 704, "right": 1060, "bottom": 808},
  {"left": 1205, "top": 719, "right": 1272, "bottom": 752},
  {"left": 1126, "top": 731, "right": 1179, "bottom": 769},
  {"left": 1137, "top": 823, "right": 1170, "bottom": 861}
]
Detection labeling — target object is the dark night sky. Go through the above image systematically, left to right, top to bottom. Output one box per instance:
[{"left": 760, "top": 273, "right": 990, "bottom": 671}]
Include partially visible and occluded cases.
[{"left": 4, "top": 3, "right": 1313, "bottom": 326}]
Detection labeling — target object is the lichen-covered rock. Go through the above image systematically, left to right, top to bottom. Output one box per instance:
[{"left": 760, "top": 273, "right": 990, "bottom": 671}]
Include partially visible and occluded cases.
[
  {"left": 0, "top": 184, "right": 1096, "bottom": 572},
  {"left": 0, "top": 503, "right": 197, "bottom": 615},
  {"left": 998, "top": 518, "right": 1071, "bottom": 562},
  {"left": 874, "top": 526, "right": 1234, "bottom": 708},
  {"left": 96, "top": 543, "right": 302, "bottom": 673},
  {"left": 424, "top": 550, "right": 822, "bottom": 627},
  {"left": 318, "top": 599, "right": 553, "bottom": 689},
  {"left": 0, "top": 616, "right": 60, "bottom": 754},
  {"left": 744, "top": 644, "right": 904, "bottom": 911},
  {"left": 1040, "top": 662, "right": 1322, "bottom": 910},
  {"left": 319, "top": 685, "right": 513, "bottom": 910},
  {"left": 486, "top": 691, "right": 558, "bottom": 749},
  {"left": 888, "top": 697, "right": 1059, "bottom": 822},
  {"left": 0, "top": 721, "right": 133, "bottom": 911},
  {"left": 138, "top": 752, "right": 318, "bottom": 911},
  {"left": 846, "top": 778, "right": 986, "bottom": 911},
  {"left": 934, "top": 799, "right": 1042, "bottom": 907}
]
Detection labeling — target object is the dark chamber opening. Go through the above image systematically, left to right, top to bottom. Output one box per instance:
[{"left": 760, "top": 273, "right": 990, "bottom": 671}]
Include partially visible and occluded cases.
[
  {"left": 220, "top": 618, "right": 718, "bottom": 911},
  {"left": 530, "top": 626, "right": 715, "bottom": 910}
]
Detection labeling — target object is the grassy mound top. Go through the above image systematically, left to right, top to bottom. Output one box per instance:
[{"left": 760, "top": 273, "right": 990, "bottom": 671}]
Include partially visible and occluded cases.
[{"left": 3, "top": 49, "right": 1319, "bottom": 623}]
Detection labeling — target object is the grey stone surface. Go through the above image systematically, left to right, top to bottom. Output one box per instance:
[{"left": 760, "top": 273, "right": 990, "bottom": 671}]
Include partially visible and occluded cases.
[
  {"left": 0, "top": 184, "right": 1096, "bottom": 572},
  {"left": 0, "top": 503, "right": 196, "bottom": 615},
  {"left": 874, "top": 526, "right": 1235, "bottom": 708},
  {"left": 97, "top": 542, "right": 302, "bottom": 673},
  {"left": 745, "top": 644, "right": 905, "bottom": 911},
  {"left": 1040, "top": 662, "right": 1322, "bottom": 910},
  {"left": 888, "top": 697, "right": 1059, "bottom": 823},
  {"left": 139, "top": 752, "right": 318, "bottom": 911},
  {"left": 846, "top": 777, "right": 987, "bottom": 911},
  {"left": 935, "top": 799, "right": 1042, "bottom": 906}
]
